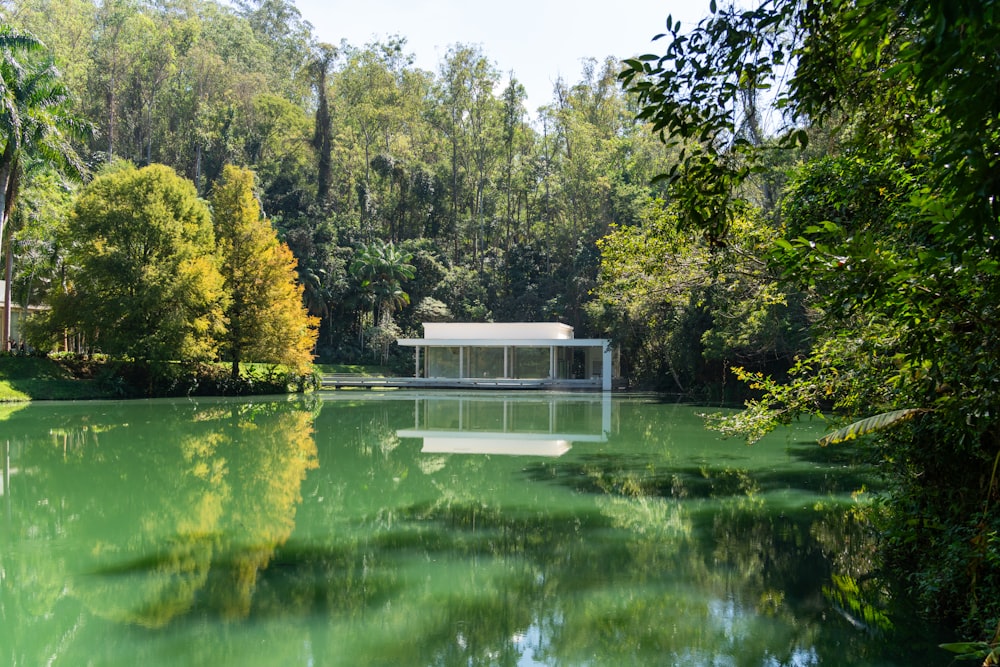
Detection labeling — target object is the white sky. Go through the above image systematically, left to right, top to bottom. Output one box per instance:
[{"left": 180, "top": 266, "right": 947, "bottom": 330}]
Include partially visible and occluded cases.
[{"left": 292, "top": 0, "right": 713, "bottom": 113}]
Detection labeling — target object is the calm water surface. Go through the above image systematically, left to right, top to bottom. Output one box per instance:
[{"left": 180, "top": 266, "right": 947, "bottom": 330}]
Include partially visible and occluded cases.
[{"left": 0, "top": 392, "right": 950, "bottom": 666}]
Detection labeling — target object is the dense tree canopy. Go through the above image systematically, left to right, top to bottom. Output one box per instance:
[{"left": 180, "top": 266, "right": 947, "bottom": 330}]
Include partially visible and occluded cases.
[
  {"left": 1, "top": 0, "right": 999, "bottom": 649},
  {"left": 3, "top": 0, "right": 682, "bottom": 371},
  {"left": 623, "top": 0, "right": 1000, "bottom": 644},
  {"left": 50, "top": 162, "right": 226, "bottom": 361}
]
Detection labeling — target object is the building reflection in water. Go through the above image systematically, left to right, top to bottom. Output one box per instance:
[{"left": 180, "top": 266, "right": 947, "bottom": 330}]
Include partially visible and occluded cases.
[{"left": 397, "top": 392, "right": 612, "bottom": 457}]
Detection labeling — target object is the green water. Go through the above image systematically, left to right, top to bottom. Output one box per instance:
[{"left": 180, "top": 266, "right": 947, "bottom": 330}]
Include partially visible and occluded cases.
[{"left": 0, "top": 392, "right": 949, "bottom": 666}]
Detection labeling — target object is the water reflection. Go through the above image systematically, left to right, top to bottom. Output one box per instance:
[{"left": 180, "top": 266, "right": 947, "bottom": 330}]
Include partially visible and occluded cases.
[
  {"left": 397, "top": 392, "right": 610, "bottom": 456},
  {"left": 0, "top": 393, "right": 949, "bottom": 666},
  {"left": 1, "top": 396, "right": 318, "bottom": 666}
]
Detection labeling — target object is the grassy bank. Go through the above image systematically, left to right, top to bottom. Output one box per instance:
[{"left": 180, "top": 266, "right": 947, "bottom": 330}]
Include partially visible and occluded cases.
[
  {"left": 0, "top": 355, "right": 320, "bottom": 402},
  {"left": 0, "top": 356, "right": 109, "bottom": 401},
  {"left": 314, "top": 363, "right": 389, "bottom": 377}
]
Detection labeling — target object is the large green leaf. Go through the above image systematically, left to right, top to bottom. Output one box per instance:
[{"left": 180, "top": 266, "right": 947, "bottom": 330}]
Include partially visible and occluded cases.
[
  {"left": 818, "top": 408, "right": 924, "bottom": 446},
  {"left": 938, "top": 641, "right": 993, "bottom": 661}
]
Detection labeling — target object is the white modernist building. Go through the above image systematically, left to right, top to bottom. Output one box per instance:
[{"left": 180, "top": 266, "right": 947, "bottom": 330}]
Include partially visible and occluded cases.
[{"left": 396, "top": 322, "right": 616, "bottom": 391}]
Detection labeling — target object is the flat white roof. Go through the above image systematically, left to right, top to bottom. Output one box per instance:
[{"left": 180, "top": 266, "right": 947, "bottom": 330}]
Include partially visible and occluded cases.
[
  {"left": 422, "top": 322, "right": 574, "bottom": 340},
  {"left": 396, "top": 337, "right": 608, "bottom": 348}
]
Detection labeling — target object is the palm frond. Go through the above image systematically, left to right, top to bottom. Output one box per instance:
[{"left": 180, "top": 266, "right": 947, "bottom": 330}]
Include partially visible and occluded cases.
[{"left": 818, "top": 408, "right": 926, "bottom": 446}]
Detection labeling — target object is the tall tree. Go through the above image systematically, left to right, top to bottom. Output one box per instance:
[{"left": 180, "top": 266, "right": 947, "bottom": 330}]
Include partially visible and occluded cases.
[
  {"left": 2, "top": 0, "right": 95, "bottom": 94},
  {"left": 87, "top": 0, "right": 137, "bottom": 161},
  {"left": 233, "top": 0, "right": 313, "bottom": 102},
  {"left": 0, "top": 25, "right": 87, "bottom": 350},
  {"left": 332, "top": 38, "right": 427, "bottom": 235},
  {"left": 309, "top": 43, "right": 335, "bottom": 206},
  {"left": 434, "top": 44, "right": 499, "bottom": 262},
  {"left": 498, "top": 75, "right": 530, "bottom": 254},
  {"left": 50, "top": 162, "right": 226, "bottom": 362},
  {"left": 210, "top": 164, "right": 318, "bottom": 379}
]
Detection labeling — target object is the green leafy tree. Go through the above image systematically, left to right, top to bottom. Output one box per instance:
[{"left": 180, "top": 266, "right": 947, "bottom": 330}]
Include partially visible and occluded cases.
[
  {"left": 4, "top": 0, "right": 96, "bottom": 95},
  {"left": 86, "top": 0, "right": 138, "bottom": 161},
  {"left": 233, "top": 0, "right": 314, "bottom": 102},
  {"left": 624, "top": 0, "right": 1000, "bottom": 639},
  {"left": 332, "top": 38, "right": 434, "bottom": 237},
  {"left": 432, "top": 44, "right": 501, "bottom": 263},
  {"left": 498, "top": 75, "right": 531, "bottom": 255},
  {"left": 240, "top": 92, "right": 314, "bottom": 215},
  {"left": 6, "top": 161, "right": 75, "bottom": 345},
  {"left": 46, "top": 162, "right": 226, "bottom": 362},
  {"left": 210, "top": 164, "right": 318, "bottom": 379},
  {"left": 593, "top": 198, "right": 801, "bottom": 391}
]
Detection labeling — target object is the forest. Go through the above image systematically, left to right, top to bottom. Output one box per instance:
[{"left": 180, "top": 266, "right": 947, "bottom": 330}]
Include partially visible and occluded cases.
[
  {"left": 1, "top": 0, "right": 701, "bottom": 385},
  {"left": 2, "top": 0, "right": 1000, "bottom": 653}
]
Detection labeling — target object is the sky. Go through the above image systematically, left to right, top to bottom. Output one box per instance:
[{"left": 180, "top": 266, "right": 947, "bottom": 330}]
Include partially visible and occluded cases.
[{"left": 291, "top": 0, "right": 713, "bottom": 113}]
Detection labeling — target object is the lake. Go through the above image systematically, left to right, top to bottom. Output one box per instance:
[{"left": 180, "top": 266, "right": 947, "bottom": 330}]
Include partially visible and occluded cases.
[{"left": 0, "top": 391, "right": 950, "bottom": 666}]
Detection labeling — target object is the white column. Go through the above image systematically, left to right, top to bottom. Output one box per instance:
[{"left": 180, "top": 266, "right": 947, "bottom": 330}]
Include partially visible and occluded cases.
[
  {"left": 414, "top": 346, "right": 421, "bottom": 378},
  {"left": 549, "top": 346, "right": 556, "bottom": 379},
  {"left": 459, "top": 347, "right": 465, "bottom": 379}
]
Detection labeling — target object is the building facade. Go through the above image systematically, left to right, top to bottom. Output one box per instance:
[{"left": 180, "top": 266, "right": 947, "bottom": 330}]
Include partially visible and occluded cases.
[
  {"left": 0, "top": 280, "right": 45, "bottom": 352},
  {"left": 396, "top": 322, "right": 616, "bottom": 391}
]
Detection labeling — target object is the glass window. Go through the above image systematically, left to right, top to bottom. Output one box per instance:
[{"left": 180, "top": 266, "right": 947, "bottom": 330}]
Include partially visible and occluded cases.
[
  {"left": 427, "top": 347, "right": 460, "bottom": 377},
  {"left": 467, "top": 347, "right": 504, "bottom": 378},
  {"left": 512, "top": 347, "right": 550, "bottom": 378}
]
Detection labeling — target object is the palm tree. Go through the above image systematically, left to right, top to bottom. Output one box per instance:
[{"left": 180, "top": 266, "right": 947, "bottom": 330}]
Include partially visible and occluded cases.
[
  {"left": 0, "top": 25, "right": 89, "bottom": 349},
  {"left": 0, "top": 26, "right": 44, "bottom": 259},
  {"left": 349, "top": 239, "right": 415, "bottom": 323},
  {"left": 300, "top": 267, "right": 330, "bottom": 320}
]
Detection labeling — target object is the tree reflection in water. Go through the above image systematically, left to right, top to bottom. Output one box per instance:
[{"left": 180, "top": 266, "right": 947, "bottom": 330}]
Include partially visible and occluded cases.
[
  {"left": 0, "top": 393, "right": 948, "bottom": 666},
  {"left": 1, "top": 397, "right": 318, "bottom": 664}
]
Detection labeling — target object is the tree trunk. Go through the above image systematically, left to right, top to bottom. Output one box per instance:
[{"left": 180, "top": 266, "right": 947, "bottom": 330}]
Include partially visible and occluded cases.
[
  {"left": 0, "top": 159, "right": 11, "bottom": 353},
  {"left": 3, "top": 238, "right": 12, "bottom": 352}
]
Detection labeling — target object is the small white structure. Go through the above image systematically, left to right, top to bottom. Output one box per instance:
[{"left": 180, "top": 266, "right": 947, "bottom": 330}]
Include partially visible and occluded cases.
[
  {"left": 0, "top": 280, "right": 45, "bottom": 351},
  {"left": 397, "top": 322, "right": 616, "bottom": 391}
]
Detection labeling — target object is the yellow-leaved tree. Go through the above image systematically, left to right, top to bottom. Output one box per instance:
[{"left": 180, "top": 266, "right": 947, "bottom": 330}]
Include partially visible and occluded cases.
[{"left": 210, "top": 164, "right": 318, "bottom": 380}]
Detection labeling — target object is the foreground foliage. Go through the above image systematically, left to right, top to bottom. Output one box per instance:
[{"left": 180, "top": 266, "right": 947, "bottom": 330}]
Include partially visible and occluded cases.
[{"left": 623, "top": 0, "right": 1000, "bottom": 639}]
